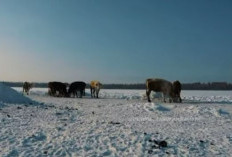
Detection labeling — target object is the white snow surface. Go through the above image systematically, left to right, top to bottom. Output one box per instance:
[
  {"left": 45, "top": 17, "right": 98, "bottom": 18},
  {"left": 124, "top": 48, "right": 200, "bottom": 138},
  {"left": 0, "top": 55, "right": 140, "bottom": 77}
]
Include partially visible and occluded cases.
[
  {"left": 0, "top": 86, "right": 232, "bottom": 156},
  {"left": 13, "top": 88, "right": 232, "bottom": 103}
]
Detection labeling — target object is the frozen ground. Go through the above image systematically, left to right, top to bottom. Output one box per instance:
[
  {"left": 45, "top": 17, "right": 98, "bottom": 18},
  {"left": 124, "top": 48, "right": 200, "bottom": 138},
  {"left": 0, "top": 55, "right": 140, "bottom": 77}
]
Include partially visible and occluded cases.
[{"left": 0, "top": 85, "right": 232, "bottom": 156}]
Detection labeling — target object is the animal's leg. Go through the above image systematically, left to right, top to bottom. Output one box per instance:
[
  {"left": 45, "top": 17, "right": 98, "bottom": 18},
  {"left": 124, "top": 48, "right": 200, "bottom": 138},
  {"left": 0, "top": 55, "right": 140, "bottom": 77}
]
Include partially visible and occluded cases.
[
  {"left": 90, "top": 87, "right": 93, "bottom": 97},
  {"left": 93, "top": 88, "right": 96, "bottom": 98},
  {"left": 48, "top": 89, "right": 52, "bottom": 96},
  {"left": 50, "top": 89, "right": 53, "bottom": 96},
  {"left": 93, "top": 89, "right": 95, "bottom": 98},
  {"left": 146, "top": 89, "right": 151, "bottom": 102},
  {"left": 53, "top": 90, "right": 56, "bottom": 97},
  {"left": 54, "top": 90, "right": 57, "bottom": 96},
  {"left": 80, "top": 90, "right": 83, "bottom": 98},
  {"left": 96, "top": 90, "right": 99, "bottom": 98},
  {"left": 75, "top": 91, "right": 78, "bottom": 98},
  {"left": 163, "top": 93, "right": 166, "bottom": 103},
  {"left": 168, "top": 93, "right": 173, "bottom": 103}
]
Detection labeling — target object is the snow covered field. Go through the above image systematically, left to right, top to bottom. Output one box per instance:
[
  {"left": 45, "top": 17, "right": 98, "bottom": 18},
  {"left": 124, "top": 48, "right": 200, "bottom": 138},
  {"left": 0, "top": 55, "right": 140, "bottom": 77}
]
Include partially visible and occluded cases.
[
  {"left": 1, "top": 85, "right": 232, "bottom": 156},
  {"left": 13, "top": 87, "right": 232, "bottom": 103}
]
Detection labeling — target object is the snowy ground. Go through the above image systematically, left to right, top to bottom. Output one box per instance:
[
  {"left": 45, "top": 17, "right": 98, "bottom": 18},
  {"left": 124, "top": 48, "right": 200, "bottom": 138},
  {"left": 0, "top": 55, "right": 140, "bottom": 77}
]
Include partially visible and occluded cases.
[{"left": 0, "top": 85, "right": 232, "bottom": 156}]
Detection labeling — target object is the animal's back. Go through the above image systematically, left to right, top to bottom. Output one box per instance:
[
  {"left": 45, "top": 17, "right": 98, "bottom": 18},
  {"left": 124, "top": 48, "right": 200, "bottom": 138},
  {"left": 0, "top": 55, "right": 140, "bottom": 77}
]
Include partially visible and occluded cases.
[
  {"left": 146, "top": 78, "right": 171, "bottom": 91},
  {"left": 91, "top": 80, "right": 100, "bottom": 88},
  {"left": 69, "top": 82, "right": 86, "bottom": 91}
]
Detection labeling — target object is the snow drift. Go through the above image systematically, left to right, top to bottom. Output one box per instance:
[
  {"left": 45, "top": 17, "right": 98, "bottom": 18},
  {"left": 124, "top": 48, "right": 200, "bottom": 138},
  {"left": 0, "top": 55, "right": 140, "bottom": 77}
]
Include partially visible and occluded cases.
[{"left": 0, "top": 83, "right": 34, "bottom": 105}]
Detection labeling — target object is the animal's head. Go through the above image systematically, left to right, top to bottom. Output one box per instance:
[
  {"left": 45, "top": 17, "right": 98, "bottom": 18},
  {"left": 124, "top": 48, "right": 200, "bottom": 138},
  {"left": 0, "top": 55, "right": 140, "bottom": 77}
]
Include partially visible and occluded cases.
[
  {"left": 172, "top": 80, "right": 181, "bottom": 94},
  {"left": 173, "top": 80, "right": 181, "bottom": 88},
  {"left": 172, "top": 81, "right": 182, "bottom": 103}
]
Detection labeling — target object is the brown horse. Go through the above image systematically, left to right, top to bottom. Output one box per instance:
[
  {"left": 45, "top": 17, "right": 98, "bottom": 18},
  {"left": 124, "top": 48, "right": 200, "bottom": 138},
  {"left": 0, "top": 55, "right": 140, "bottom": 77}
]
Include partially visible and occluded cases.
[{"left": 146, "top": 78, "right": 175, "bottom": 103}]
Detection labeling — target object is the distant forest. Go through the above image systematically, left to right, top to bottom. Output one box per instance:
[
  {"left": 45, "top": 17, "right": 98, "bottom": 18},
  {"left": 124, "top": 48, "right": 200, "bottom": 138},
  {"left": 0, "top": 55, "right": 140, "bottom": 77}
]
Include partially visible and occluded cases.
[{"left": 1, "top": 81, "right": 232, "bottom": 90}]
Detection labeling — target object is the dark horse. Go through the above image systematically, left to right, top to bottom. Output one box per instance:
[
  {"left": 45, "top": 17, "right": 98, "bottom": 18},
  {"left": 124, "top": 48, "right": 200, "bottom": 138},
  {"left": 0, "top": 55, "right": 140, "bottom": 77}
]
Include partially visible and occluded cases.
[
  {"left": 68, "top": 81, "right": 86, "bottom": 98},
  {"left": 48, "top": 82, "right": 68, "bottom": 97}
]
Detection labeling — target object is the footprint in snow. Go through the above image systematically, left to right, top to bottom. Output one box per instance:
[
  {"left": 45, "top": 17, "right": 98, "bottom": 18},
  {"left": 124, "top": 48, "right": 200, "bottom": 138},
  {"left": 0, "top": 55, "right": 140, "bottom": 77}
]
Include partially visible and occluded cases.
[
  {"left": 156, "top": 105, "right": 171, "bottom": 112},
  {"left": 22, "top": 132, "right": 47, "bottom": 147}
]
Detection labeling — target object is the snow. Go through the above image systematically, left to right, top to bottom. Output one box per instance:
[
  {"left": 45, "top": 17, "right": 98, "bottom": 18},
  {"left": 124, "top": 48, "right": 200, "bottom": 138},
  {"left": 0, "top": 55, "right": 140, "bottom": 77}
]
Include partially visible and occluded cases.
[
  {"left": 0, "top": 83, "right": 35, "bottom": 105},
  {"left": 0, "top": 86, "right": 232, "bottom": 156},
  {"left": 12, "top": 88, "right": 232, "bottom": 103}
]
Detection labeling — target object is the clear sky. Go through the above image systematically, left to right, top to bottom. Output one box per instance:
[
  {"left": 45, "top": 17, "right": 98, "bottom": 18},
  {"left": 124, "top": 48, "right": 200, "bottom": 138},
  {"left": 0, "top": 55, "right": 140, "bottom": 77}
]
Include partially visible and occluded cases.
[{"left": 0, "top": 0, "right": 232, "bottom": 83}]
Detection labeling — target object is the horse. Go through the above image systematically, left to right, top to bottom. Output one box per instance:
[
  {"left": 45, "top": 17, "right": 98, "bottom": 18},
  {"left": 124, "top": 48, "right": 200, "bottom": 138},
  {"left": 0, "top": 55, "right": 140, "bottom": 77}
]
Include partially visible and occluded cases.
[
  {"left": 146, "top": 78, "right": 175, "bottom": 103},
  {"left": 90, "top": 80, "right": 102, "bottom": 98},
  {"left": 68, "top": 81, "right": 86, "bottom": 98},
  {"left": 23, "top": 82, "right": 33, "bottom": 95},
  {"left": 48, "top": 82, "right": 68, "bottom": 97}
]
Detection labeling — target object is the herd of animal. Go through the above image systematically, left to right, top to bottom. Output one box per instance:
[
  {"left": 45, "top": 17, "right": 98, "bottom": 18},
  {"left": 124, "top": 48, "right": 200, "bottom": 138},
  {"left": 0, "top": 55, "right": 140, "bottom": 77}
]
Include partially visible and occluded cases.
[
  {"left": 23, "top": 78, "right": 182, "bottom": 103},
  {"left": 23, "top": 80, "right": 102, "bottom": 98}
]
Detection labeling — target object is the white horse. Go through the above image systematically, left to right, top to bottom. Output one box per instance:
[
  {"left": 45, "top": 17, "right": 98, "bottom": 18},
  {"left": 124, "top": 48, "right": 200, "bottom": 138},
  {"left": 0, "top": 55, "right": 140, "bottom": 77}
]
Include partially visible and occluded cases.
[{"left": 90, "top": 80, "right": 102, "bottom": 98}]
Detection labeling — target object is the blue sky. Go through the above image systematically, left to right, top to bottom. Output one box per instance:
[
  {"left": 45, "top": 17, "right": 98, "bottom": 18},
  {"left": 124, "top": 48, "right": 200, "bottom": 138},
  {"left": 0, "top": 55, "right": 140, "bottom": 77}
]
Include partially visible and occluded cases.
[{"left": 0, "top": 0, "right": 232, "bottom": 83}]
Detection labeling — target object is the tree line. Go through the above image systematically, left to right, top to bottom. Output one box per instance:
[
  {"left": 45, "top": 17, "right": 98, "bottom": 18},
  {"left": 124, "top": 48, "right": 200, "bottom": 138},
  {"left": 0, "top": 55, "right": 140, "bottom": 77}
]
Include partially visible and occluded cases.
[{"left": 1, "top": 81, "right": 232, "bottom": 90}]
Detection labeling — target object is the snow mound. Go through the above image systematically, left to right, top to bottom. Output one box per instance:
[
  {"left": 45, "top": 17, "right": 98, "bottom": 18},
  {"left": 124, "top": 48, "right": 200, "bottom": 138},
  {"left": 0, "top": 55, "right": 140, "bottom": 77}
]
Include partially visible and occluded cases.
[{"left": 0, "top": 83, "right": 34, "bottom": 105}]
